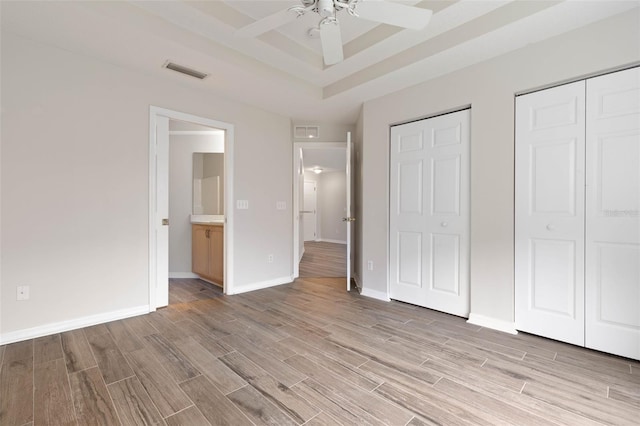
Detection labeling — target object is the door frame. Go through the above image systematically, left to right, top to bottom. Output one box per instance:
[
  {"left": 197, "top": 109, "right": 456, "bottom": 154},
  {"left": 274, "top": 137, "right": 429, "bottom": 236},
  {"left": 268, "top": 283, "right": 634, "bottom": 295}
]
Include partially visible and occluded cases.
[
  {"left": 149, "top": 106, "right": 235, "bottom": 310},
  {"left": 292, "top": 141, "right": 347, "bottom": 279}
]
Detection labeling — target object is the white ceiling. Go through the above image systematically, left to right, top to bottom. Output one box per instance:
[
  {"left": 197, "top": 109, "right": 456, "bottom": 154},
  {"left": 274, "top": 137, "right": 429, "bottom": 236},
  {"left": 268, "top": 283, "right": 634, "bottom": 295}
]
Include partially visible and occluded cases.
[{"left": 2, "top": 1, "right": 638, "bottom": 124}]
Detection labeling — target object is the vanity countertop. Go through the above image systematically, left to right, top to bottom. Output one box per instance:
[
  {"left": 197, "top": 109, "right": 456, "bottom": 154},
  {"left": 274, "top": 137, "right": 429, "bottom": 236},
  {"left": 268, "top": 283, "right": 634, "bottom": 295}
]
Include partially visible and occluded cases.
[{"left": 191, "top": 214, "right": 224, "bottom": 225}]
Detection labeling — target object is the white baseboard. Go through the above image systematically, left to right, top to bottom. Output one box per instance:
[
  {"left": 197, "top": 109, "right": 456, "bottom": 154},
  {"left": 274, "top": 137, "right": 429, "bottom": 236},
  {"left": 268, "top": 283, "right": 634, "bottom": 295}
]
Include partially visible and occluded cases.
[
  {"left": 318, "top": 238, "right": 347, "bottom": 244},
  {"left": 299, "top": 247, "right": 305, "bottom": 262},
  {"left": 169, "top": 272, "right": 199, "bottom": 279},
  {"left": 229, "top": 276, "right": 293, "bottom": 295},
  {"left": 360, "top": 287, "right": 390, "bottom": 302},
  {"left": 0, "top": 305, "right": 150, "bottom": 345},
  {"left": 467, "top": 313, "right": 518, "bottom": 335}
]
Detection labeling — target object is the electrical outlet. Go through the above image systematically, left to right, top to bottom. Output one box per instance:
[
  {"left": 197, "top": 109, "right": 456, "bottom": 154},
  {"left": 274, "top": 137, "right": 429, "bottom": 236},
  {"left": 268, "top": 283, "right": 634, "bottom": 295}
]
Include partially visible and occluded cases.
[
  {"left": 268, "top": 254, "right": 274, "bottom": 263},
  {"left": 367, "top": 260, "right": 374, "bottom": 271},
  {"left": 17, "top": 286, "right": 30, "bottom": 301}
]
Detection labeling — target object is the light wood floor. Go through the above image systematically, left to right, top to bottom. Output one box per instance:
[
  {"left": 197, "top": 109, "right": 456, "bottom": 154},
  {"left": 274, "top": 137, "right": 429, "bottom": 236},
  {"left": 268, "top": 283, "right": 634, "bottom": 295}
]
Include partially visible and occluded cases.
[
  {"left": 299, "top": 241, "right": 346, "bottom": 277},
  {"left": 1, "top": 277, "right": 639, "bottom": 425}
]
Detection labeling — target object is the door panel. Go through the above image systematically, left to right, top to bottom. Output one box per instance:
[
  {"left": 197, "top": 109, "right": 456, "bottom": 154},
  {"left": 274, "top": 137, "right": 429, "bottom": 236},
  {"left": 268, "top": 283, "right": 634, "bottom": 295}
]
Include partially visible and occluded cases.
[
  {"left": 586, "top": 67, "right": 640, "bottom": 360},
  {"left": 515, "top": 80, "right": 585, "bottom": 346},
  {"left": 390, "top": 109, "right": 470, "bottom": 317},
  {"left": 531, "top": 140, "right": 576, "bottom": 214},
  {"left": 432, "top": 156, "right": 460, "bottom": 215},
  {"left": 398, "top": 160, "right": 423, "bottom": 214},
  {"left": 397, "top": 231, "right": 422, "bottom": 287},
  {"left": 430, "top": 233, "right": 459, "bottom": 295},
  {"left": 530, "top": 239, "right": 576, "bottom": 317}
]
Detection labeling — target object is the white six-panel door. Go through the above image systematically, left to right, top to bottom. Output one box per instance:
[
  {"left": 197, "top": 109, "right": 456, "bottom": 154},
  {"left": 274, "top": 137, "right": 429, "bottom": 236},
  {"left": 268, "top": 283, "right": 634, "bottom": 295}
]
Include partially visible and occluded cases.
[
  {"left": 516, "top": 67, "right": 639, "bottom": 360},
  {"left": 585, "top": 68, "right": 640, "bottom": 360},
  {"left": 515, "top": 81, "right": 586, "bottom": 346},
  {"left": 390, "top": 109, "right": 470, "bottom": 317}
]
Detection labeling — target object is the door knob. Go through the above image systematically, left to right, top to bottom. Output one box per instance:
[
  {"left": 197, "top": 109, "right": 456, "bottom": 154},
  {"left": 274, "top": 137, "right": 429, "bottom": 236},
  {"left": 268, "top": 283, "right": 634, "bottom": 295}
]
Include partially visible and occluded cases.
[
  {"left": 441, "top": 222, "right": 448, "bottom": 227},
  {"left": 546, "top": 223, "right": 555, "bottom": 231}
]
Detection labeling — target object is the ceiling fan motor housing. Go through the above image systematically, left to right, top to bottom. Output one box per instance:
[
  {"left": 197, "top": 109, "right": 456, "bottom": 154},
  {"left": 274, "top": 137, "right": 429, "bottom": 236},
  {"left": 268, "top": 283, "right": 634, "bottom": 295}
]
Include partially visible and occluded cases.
[{"left": 317, "top": 0, "right": 335, "bottom": 17}]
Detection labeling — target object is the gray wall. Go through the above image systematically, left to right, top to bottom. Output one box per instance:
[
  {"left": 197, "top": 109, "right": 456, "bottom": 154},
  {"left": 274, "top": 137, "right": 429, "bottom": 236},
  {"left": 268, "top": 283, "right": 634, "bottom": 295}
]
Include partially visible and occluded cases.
[
  {"left": 359, "top": 10, "right": 640, "bottom": 321},
  {"left": 1, "top": 32, "right": 292, "bottom": 340}
]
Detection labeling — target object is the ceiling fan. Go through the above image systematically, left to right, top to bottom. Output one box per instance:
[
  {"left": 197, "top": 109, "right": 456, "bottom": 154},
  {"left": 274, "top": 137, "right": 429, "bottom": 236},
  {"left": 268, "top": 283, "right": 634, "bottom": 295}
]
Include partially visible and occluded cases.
[{"left": 235, "top": 0, "right": 433, "bottom": 66}]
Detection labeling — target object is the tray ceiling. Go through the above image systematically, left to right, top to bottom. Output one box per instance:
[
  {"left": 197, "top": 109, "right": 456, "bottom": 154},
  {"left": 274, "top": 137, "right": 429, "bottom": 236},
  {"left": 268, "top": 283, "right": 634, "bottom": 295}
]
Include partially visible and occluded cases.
[{"left": 2, "top": 1, "right": 637, "bottom": 123}]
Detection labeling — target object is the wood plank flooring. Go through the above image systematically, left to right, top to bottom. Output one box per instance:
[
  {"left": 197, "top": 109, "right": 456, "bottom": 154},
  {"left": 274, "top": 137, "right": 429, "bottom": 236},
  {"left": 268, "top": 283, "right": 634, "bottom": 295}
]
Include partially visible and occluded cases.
[
  {"left": 299, "top": 241, "right": 346, "bottom": 277},
  {"left": 1, "top": 277, "right": 639, "bottom": 425}
]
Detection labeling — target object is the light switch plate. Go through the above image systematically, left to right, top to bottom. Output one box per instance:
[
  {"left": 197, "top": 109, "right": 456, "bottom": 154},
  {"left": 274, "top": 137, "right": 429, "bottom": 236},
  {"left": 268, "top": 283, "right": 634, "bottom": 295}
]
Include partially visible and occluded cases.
[
  {"left": 236, "top": 200, "right": 249, "bottom": 210},
  {"left": 276, "top": 201, "right": 286, "bottom": 210}
]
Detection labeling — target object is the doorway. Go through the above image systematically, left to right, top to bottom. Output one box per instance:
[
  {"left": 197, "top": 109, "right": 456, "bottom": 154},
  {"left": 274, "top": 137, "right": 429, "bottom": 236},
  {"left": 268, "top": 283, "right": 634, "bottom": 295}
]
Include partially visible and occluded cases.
[
  {"left": 149, "top": 106, "right": 234, "bottom": 310},
  {"left": 292, "top": 141, "right": 352, "bottom": 287}
]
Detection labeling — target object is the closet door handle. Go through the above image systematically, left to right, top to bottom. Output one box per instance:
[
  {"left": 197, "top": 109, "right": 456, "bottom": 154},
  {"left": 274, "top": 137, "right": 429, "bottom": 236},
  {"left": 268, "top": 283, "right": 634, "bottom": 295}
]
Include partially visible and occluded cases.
[
  {"left": 441, "top": 222, "right": 448, "bottom": 228},
  {"left": 546, "top": 224, "right": 555, "bottom": 231}
]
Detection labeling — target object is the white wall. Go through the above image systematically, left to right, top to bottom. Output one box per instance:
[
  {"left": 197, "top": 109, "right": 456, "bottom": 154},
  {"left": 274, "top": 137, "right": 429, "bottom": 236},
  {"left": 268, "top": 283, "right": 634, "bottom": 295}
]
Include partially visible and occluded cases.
[
  {"left": 360, "top": 10, "right": 640, "bottom": 324},
  {"left": 0, "top": 33, "right": 292, "bottom": 341},
  {"left": 293, "top": 122, "right": 355, "bottom": 143},
  {"left": 169, "top": 133, "right": 224, "bottom": 275},
  {"left": 303, "top": 171, "right": 347, "bottom": 243},
  {"left": 318, "top": 172, "right": 347, "bottom": 243}
]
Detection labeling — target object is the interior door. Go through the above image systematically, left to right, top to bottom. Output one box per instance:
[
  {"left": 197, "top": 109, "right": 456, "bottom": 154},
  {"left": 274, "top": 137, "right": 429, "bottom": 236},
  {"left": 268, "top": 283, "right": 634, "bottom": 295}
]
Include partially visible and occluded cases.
[
  {"left": 585, "top": 67, "right": 640, "bottom": 360},
  {"left": 515, "top": 81, "right": 586, "bottom": 346},
  {"left": 389, "top": 109, "right": 470, "bottom": 317},
  {"left": 155, "top": 115, "right": 170, "bottom": 308},
  {"left": 345, "top": 132, "right": 353, "bottom": 291},
  {"left": 303, "top": 181, "right": 317, "bottom": 241}
]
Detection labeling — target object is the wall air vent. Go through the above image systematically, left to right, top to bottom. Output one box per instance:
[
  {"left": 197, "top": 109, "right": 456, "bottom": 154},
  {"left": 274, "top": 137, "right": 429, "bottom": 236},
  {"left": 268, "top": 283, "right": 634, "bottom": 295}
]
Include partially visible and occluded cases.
[{"left": 163, "top": 61, "right": 208, "bottom": 80}]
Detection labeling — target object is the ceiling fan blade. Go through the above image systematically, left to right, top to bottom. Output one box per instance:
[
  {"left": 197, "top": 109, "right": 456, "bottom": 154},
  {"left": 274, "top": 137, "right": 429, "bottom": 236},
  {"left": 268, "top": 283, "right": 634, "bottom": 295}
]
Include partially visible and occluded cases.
[
  {"left": 354, "top": 1, "right": 432, "bottom": 30},
  {"left": 235, "top": 8, "right": 298, "bottom": 38},
  {"left": 320, "top": 18, "right": 344, "bottom": 65}
]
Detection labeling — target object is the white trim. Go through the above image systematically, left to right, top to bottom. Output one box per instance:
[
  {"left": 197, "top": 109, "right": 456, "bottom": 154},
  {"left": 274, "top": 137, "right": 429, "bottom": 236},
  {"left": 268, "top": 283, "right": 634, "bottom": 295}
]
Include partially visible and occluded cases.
[
  {"left": 149, "top": 106, "right": 234, "bottom": 309},
  {"left": 168, "top": 130, "right": 224, "bottom": 136},
  {"left": 318, "top": 238, "right": 347, "bottom": 244},
  {"left": 169, "top": 272, "right": 199, "bottom": 279},
  {"left": 229, "top": 276, "right": 293, "bottom": 295},
  {"left": 360, "top": 287, "right": 391, "bottom": 302},
  {"left": 0, "top": 305, "right": 149, "bottom": 345},
  {"left": 467, "top": 313, "right": 518, "bottom": 335}
]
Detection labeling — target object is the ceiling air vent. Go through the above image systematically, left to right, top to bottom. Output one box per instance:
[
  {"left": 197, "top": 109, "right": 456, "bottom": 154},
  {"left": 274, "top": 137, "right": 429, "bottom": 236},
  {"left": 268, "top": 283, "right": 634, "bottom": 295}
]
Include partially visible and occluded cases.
[{"left": 163, "top": 61, "right": 208, "bottom": 80}]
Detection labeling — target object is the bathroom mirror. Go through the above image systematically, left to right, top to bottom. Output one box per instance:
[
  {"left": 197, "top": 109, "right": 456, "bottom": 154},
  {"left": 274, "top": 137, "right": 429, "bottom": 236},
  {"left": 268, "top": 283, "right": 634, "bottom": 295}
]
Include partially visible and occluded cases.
[{"left": 193, "top": 153, "right": 224, "bottom": 215}]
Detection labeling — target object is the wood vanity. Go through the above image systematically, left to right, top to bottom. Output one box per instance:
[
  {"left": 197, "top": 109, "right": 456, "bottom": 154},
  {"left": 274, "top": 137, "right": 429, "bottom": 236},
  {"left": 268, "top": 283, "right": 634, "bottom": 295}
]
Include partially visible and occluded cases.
[{"left": 192, "top": 223, "right": 223, "bottom": 287}]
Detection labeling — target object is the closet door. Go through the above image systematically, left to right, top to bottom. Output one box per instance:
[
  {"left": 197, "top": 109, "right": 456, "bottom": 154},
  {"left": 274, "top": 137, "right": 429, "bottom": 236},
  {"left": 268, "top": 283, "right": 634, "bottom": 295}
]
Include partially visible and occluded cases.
[
  {"left": 585, "top": 67, "right": 640, "bottom": 360},
  {"left": 515, "top": 81, "right": 586, "bottom": 346},
  {"left": 389, "top": 109, "right": 470, "bottom": 317}
]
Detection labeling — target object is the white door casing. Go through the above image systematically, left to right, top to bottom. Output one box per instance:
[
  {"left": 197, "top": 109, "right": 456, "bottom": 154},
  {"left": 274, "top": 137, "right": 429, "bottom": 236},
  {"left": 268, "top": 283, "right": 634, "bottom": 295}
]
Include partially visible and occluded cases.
[
  {"left": 585, "top": 67, "right": 640, "bottom": 360},
  {"left": 515, "top": 81, "right": 586, "bottom": 346},
  {"left": 149, "top": 106, "right": 234, "bottom": 307},
  {"left": 389, "top": 109, "right": 470, "bottom": 317},
  {"left": 155, "top": 115, "right": 170, "bottom": 309},
  {"left": 346, "top": 132, "right": 353, "bottom": 291},
  {"left": 303, "top": 180, "right": 317, "bottom": 241}
]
